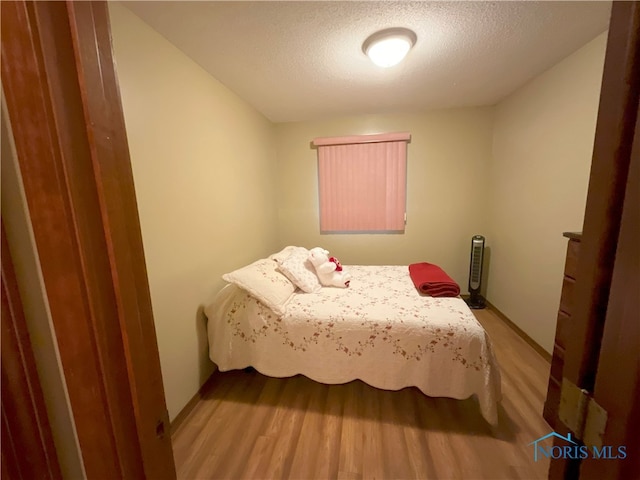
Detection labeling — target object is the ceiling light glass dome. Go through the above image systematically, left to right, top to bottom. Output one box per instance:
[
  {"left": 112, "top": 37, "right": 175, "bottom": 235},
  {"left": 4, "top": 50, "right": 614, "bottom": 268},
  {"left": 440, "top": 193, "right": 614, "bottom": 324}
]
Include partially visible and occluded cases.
[{"left": 362, "top": 28, "right": 417, "bottom": 68}]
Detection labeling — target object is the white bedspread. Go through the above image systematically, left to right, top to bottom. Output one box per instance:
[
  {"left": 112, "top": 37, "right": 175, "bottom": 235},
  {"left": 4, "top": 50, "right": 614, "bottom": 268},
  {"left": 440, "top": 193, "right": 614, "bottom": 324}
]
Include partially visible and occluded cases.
[{"left": 205, "top": 265, "right": 501, "bottom": 424}]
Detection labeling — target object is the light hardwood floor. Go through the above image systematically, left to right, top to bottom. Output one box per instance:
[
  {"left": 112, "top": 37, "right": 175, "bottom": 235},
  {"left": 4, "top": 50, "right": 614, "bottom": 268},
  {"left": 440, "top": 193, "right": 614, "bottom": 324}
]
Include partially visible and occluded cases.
[{"left": 172, "top": 308, "right": 552, "bottom": 479}]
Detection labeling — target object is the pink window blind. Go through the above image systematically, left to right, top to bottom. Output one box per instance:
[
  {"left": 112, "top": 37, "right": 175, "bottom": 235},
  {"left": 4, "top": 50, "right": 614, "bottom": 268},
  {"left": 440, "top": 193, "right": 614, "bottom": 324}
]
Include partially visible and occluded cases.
[{"left": 312, "top": 132, "right": 410, "bottom": 233}]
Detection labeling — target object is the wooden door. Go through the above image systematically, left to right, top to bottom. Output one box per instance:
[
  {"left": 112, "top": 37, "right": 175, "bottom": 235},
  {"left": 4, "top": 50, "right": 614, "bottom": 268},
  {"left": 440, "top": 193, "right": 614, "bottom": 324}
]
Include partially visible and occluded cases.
[
  {"left": 1, "top": 1, "right": 176, "bottom": 478},
  {"left": 546, "top": 2, "right": 640, "bottom": 478},
  {"left": 579, "top": 97, "right": 640, "bottom": 480},
  {"left": 1, "top": 222, "right": 62, "bottom": 480}
]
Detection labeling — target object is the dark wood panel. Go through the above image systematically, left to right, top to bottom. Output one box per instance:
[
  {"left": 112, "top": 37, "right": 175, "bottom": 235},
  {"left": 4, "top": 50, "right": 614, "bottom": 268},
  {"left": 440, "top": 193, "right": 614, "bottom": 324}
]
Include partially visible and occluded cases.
[
  {"left": 562, "top": 0, "right": 640, "bottom": 394},
  {"left": 1, "top": 1, "right": 175, "bottom": 478},
  {"left": 1, "top": 2, "right": 136, "bottom": 476},
  {"left": 550, "top": 2, "right": 640, "bottom": 477},
  {"left": 65, "top": 3, "right": 175, "bottom": 477},
  {"left": 581, "top": 99, "right": 640, "bottom": 480},
  {"left": 1, "top": 223, "right": 62, "bottom": 480},
  {"left": 543, "top": 236, "right": 580, "bottom": 434},
  {"left": 564, "top": 239, "right": 580, "bottom": 280},
  {"left": 559, "top": 277, "right": 575, "bottom": 316},
  {"left": 555, "top": 311, "right": 571, "bottom": 350},
  {"left": 549, "top": 346, "right": 565, "bottom": 382},
  {"left": 543, "top": 377, "right": 561, "bottom": 431}
]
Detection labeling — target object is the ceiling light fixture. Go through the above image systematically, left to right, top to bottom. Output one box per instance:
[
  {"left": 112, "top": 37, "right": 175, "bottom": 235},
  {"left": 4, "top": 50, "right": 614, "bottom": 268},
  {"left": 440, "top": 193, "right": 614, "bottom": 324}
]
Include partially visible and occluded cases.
[{"left": 362, "top": 27, "right": 417, "bottom": 68}]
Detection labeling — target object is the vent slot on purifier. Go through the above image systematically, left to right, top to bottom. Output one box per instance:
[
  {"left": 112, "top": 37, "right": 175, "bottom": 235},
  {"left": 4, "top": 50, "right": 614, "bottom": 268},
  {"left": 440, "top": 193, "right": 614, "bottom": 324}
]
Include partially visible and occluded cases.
[
  {"left": 465, "top": 235, "right": 486, "bottom": 309},
  {"left": 470, "top": 244, "right": 483, "bottom": 289}
]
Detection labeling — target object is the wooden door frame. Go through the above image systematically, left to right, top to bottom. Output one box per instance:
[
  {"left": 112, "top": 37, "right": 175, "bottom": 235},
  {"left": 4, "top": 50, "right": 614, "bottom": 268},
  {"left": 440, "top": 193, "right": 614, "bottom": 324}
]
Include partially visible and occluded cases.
[
  {"left": 562, "top": 0, "right": 639, "bottom": 396},
  {"left": 1, "top": 1, "right": 175, "bottom": 478},
  {"left": 548, "top": 1, "right": 640, "bottom": 478},
  {"left": 582, "top": 96, "right": 640, "bottom": 480},
  {"left": 1, "top": 222, "right": 62, "bottom": 480}
]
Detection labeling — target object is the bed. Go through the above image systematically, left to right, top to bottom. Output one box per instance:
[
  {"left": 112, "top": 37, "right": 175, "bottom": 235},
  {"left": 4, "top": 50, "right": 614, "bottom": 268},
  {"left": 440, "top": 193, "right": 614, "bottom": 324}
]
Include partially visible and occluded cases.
[{"left": 205, "top": 259, "right": 502, "bottom": 425}]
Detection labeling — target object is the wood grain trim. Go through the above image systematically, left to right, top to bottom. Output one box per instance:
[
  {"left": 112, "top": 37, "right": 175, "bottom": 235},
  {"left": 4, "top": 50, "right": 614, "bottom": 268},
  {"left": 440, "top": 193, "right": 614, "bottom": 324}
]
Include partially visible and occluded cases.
[
  {"left": 563, "top": 0, "right": 640, "bottom": 392},
  {"left": 1, "top": 1, "right": 175, "bottom": 478},
  {"left": 1, "top": 3, "right": 127, "bottom": 476},
  {"left": 66, "top": 3, "right": 175, "bottom": 477},
  {"left": 549, "top": 3, "right": 640, "bottom": 478},
  {"left": 583, "top": 96, "right": 640, "bottom": 480},
  {"left": 1, "top": 223, "right": 62, "bottom": 480},
  {"left": 561, "top": 232, "right": 582, "bottom": 241},
  {"left": 563, "top": 239, "right": 580, "bottom": 280},
  {"left": 558, "top": 277, "right": 575, "bottom": 316},
  {"left": 485, "top": 300, "right": 552, "bottom": 363},
  {"left": 555, "top": 310, "right": 571, "bottom": 350},
  {"left": 171, "top": 373, "right": 217, "bottom": 436}
]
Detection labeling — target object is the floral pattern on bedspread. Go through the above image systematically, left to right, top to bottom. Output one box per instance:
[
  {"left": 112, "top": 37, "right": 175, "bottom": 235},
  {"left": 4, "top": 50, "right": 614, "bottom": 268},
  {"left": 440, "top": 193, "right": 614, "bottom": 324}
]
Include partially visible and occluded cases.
[
  {"left": 206, "top": 265, "right": 502, "bottom": 425},
  {"left": 227, "top": 294, "right": 485, "bottom": 372}
]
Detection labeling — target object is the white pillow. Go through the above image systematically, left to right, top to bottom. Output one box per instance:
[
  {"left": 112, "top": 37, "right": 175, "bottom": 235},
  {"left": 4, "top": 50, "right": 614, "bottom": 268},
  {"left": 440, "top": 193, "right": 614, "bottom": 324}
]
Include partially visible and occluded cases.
[
  {"left": 268, "top": 246, "right": 299, "bottom": 263},
  {"left": 278, "top": 247, "right": 322, "bottom": 293},
  {"left": 222, "top": 259, "right": 296, "bottom": 315}
]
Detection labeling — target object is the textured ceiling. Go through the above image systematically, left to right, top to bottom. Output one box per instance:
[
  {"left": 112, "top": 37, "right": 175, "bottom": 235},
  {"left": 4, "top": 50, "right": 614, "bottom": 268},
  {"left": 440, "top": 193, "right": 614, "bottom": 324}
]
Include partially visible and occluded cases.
[{"left": 124, "top": 1, "right": 611, "bottom": 123}]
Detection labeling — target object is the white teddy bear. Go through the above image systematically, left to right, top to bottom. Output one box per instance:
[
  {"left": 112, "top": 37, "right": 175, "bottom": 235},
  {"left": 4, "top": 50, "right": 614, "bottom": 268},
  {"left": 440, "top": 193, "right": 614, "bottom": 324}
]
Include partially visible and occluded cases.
[{"left": 308, "top": 247, "right": 351, "bottom": 288}]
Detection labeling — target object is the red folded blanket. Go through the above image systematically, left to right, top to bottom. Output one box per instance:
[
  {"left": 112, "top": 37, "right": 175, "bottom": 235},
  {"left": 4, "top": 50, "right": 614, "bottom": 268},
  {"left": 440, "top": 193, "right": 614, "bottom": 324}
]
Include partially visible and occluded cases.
[{"left": 408, "top": 262, "right": 460, "bottom": 297}]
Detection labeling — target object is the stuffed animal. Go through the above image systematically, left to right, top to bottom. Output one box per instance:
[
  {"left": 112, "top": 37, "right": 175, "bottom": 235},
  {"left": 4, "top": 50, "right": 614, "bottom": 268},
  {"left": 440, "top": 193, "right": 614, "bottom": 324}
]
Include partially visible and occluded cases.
[{"left": 308, "top": 247, "right": 351, "bottom": 288}]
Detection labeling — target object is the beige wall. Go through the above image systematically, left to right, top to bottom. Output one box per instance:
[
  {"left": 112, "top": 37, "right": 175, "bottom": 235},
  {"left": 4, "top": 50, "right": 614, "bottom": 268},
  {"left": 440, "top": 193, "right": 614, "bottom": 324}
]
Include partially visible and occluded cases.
[
  {"left": 110, "top": 1, "right": 607, "bottom": 420},
  {"left": 109, "top": 4, "right": 279, "bottom": 420},
  {"left": 487, "top": 32, "right": 607, "bottom": 353},
  {"left": 1, "top": 102, "right": 86, "bottom": 479},
  {"left": 275, "top": 110, "right": 494, "bottom": 287}
]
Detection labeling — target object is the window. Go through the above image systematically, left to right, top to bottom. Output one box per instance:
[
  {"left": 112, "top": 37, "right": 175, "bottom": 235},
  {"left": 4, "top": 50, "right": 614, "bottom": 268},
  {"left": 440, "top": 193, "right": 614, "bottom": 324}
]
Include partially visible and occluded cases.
[{"left": 312, "top": 132, "right": 410, "bottom": 233}]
